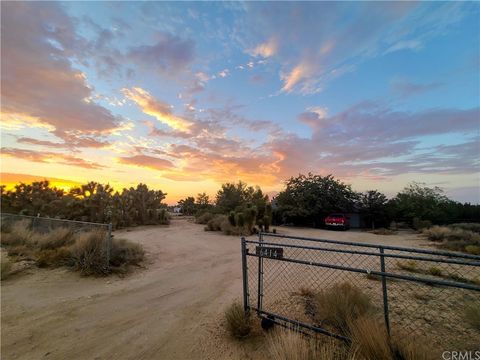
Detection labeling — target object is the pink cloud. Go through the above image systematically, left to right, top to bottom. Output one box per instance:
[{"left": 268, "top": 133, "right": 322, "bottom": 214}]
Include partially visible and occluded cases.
[
  {"left": 1, "top": 147, "right": 102, "bottom": 169},
  {"left": 118, "top": 154, "right": 174, "bottom": 171}
]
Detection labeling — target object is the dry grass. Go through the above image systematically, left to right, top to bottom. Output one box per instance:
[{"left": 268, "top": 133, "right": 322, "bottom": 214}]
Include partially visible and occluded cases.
[
  {"left": 195, "top": 212, "right": 214, "bottom": 224},
  {"left": 204, "top": 215, "right": 227, "bottom": 231},
  {"left": 1, "top": 220, "right": 33, "bottom": 246},
  {"left": 1, "top": 221, "right": 145, "bottom": 276},
  {"left": 449, "top": 223, "right": 480, "bottom": 233},
  {"left": 422, "top": 225, "right": 480, "bottom": 254},
  {"left": 422, "top": 226, "right": 450, "bottom": 242},
  {"left": 34, "top": 227, "right": 75, "bottom": 250},
  {"left": 370, "top": 228, "right": 396, "bottom": 235},
  {"left": 70, "top": 230, "right": 109, "bottom": 275},
  {"left": 109, "top": 238, "right": 145, "bottom": 270},
  {"left": 465, "top": 245, "right": 480, "bottom": 255},
  {"left": 36, "top": 247, "right": 72, "bottom": 268},
  {"left": 1, "top": 255, "right": 13, "bottom": 280},
  {"left": 396, "top": 261, "right": 419, "bottom": 273},
  {"left": 427, "top": 266, "right": 442, "bottom": 276},
  {"left": 314, "top": 282, "right": 374, "bottom": 333},
  {"left": 224, "top": 302, "right": 251, "bottom": 338},
  {"left": 464, "top": 302, "right": 480, "bottom": 330},
  {"left": 349, "top": 316, "right": 392, "bottom": 360},
  {"left": 266, "top": 324, "right": 432, "bottom": 360},
  {"left": 267, "top": 328, "right": 313, "bottom": 360},
  {"left": 267, "top": 328, "right": 348, "bottom": 360}
]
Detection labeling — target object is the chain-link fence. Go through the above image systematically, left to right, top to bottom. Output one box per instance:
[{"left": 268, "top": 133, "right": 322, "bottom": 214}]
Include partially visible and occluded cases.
[
  {"left": 1, "top": 213, "right": 112, "bottom": 265},
  {"left": 241, "top": 232, "right": 480, "bottom": 350}
]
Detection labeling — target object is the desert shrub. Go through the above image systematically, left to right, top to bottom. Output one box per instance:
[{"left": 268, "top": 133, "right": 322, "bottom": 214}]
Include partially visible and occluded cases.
[
  {"left": 157, "top": 208, "right": 170, "bottom": 225},
  {"left": 195, "top": 212, "right": 214, "bottom": 225},
  {"left": 205, "top": 215, "right": 226, "bottom": 231},
  {"left": 220, "top": 218, "right": 243, "bottom": 235},
  {"left": 413, "top": 218, "right": 432, "bottom": 231},
  {"left": 1, "top": 220, "right": 33, "bottom": 246},
  {"left": 450, "top": 223, "right": 480, "bottom": 233},
  {"left": 422, "top": 226, "right": 450, "bottom": 241},
  {"left": 34, "top": 227, "right": 75, "bottom": 250},
  {"left": 370, "top": 228, "right": 396, "bottom": 235},
  {"left": 69, "top": 230, "right": 109, "bottom": 275},
  {"left": 109, "top": 238, "right": 145, "bottom": 268},
  {"left": 7, "top": 245, "right": 31, "bottom": 258},
  {"left": 465, "top": 245, "right": 480, "bottom": 255},
  {"left": 36, "top": 247, "right": 72, "bottom": 268},
  {"left": 1, "top": 255, "right": 12, "bottom": 280},
  {"left": 396, "top": 261, "right": 418, "bottom": 273},
  {"left": 428, "top": 267, "right": 442, "bottom": 276},
  {"left": 314, "top": 282, "right": 374, "bottom": 332},
  {"left": 464, "top": 301, "right": 480, "bottom": 330},
  {"left": 225, "top": 302, "right": 251, "bottom": 338},
  {"left": 349, "top": 316, "right": 392, "bottom": 360},
  {"left": 267, "top": 329, "right": 312, "bottom": 360},
  {"left": 390, "top": 334, "right": 434, "bottom": 360}
]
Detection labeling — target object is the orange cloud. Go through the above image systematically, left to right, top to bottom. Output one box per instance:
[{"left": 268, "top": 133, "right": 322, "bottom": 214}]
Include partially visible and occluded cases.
[
  {"left": 249, "top": 38, "right": 278, "bottom": 58},
  {"left": 281, "top": 63, "right": 312, "bottom": 93},
  {"left": 122, "top": 87, "right": 193, "bottom": 131},
  {"left": 118, "top": 154, "right": 174, "bottom": 171}
]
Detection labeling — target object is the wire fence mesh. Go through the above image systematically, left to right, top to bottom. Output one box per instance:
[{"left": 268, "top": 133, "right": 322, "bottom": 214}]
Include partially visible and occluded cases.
[
  {"left": 1, "top": 213, "right": 112, "bottom": 265},
  {"left": 242, "top": 232, "right": 480, "bottom": 351}
]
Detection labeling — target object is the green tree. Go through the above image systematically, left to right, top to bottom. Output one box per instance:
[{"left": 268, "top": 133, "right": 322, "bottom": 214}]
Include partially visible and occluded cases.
[
  {"left": 275, "top": 173, "right": 358, "bottom": 226},
  {"left": 391, "top": 182, "right": 452, "bottom": 224},
  {"left": 358, "top": 190, "right": 388, "bottom": 229},
  {"left": 178, "top": 197, "right": 196, "bottom": 215}
]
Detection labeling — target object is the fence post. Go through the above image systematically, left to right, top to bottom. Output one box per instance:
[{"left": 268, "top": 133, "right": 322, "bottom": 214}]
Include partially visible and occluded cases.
[
  {"left": 106, "top": 223, "right": 112, "bottom": 269},
  {"left": 257, "top": 232, "right": 264, "bottom": 313},
  {"left": 241, "top": 237, "right": 249, "bottom": 314},
  {"left": 379, "top": 247, "right": 391, "bottom": 335}
]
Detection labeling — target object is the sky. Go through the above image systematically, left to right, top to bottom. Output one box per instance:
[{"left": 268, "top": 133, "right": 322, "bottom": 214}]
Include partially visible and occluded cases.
[{"left": 1, "top": 1, "right": 479, "bottom": 204}]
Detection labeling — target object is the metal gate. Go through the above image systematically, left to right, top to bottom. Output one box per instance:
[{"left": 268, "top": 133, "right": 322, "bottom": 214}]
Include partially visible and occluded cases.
[{"left": 241, "top": 232, "right": 480, "bottom": 347}]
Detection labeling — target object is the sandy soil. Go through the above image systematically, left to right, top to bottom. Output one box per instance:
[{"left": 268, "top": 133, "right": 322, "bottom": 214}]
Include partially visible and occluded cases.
[{"left": 0, "top": 219, "right": 461, "bottom": 359}]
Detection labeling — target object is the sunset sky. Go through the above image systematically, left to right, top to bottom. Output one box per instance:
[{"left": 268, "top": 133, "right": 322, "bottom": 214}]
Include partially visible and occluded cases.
[{"left": 1, "top": 2, "right": 479, "bottom": 204}]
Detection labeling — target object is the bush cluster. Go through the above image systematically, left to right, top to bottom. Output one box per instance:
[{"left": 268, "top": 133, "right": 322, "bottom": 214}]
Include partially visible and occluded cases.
[
  {"left": 1, "top": 181, "right": 170, "bottom": 230},
  {"left": 1, "top": 221, "right": 145, "bottom": 276},
  {"left": 422, "top": 225, "right": 480, "bottom": 254},
  {"left": 229, "top": 282, "right": 434, "bottom": 359}
]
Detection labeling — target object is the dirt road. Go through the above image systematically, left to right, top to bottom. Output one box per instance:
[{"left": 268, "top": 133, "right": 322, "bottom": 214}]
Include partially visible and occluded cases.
[{"left": 1, "top": 219, "right": 426, "bottom": 360}]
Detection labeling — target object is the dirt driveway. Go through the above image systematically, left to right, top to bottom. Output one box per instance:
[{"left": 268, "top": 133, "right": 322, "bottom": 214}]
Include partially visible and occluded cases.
[{"left": 1, "top": 219, "right": 427, "bottom": 360}]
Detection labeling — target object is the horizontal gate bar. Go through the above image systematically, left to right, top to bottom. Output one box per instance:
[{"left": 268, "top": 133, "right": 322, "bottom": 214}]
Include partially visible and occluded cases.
[
  {"left": 259, "top": 232, "right": 480, "bottom": 261},
  {"left": 246, "top": 240, "right": 480, "bottom": 267},
  {"left": 247, "top": 252, "right": 480, "bottom": 291},
  {"left": 254, "top": 308, "right": 350, "bottom": 342}
]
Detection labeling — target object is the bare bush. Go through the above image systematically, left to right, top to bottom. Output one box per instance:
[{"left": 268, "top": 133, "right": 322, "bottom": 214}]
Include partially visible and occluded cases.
[
  {"left": 195, "top": 212, "right": 214, "bottom": 224},
  {"left": 205, "top": 215, "right": 226, "bottom": 231},
  {"left": 1, "top": 220, "right": 33, "bottom": 246},
  {"left": 449, "top": 223, "right": 480, "bottom": 233},
  {"left": 422, "top": 226, "right": 450, "bottom": 241},
  {"left": 34, "top": 227, "right": 75, "bottom": 250},
  {"left": 70, "top": 230, "right": 109, "bottom": 275},
  {"left": 109, "top": 238, "right": 145, "bottom": 269},
  {"left": 36, "top": 247, "right": 72, "bottom": 268},
  {"left": 1, "top": 255, "right": 12, "bottom": 280},
  {"left": 314, "top": 282, "right": 374, "bottom": 333},
  {"left": 464, "top": 301, "right": 480, "bottom": 330},
  {"left": 224, "top": 302, "right": 251, "bottom": 338}
]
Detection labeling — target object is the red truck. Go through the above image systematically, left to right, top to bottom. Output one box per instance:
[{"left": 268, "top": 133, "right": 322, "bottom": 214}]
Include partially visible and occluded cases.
[{"left": 325, "top": 213, "right": 350, "bottom": 230}]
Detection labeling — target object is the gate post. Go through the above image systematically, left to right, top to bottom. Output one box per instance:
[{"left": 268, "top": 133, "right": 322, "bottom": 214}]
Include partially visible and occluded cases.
[
  {"left": 257, "top": 232, "right": 264, "bottom": 313},
  {"left": 241, "top": 237, "right": 249, "bottom": 314},
  {"left": 379, "top": 246, "right": 391, "bottom": 335}
]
